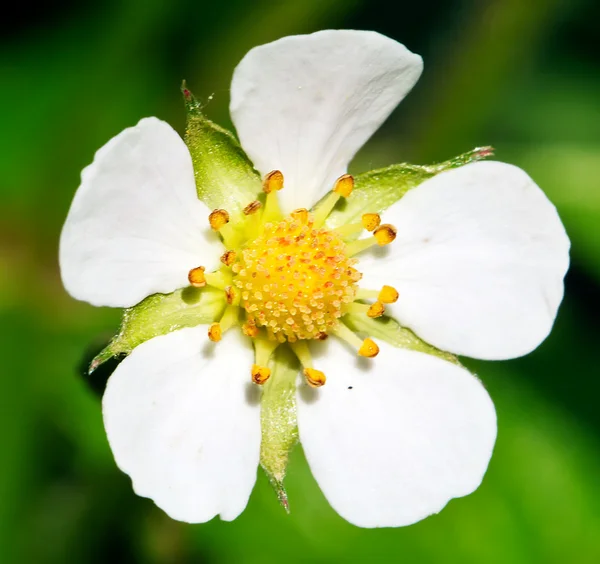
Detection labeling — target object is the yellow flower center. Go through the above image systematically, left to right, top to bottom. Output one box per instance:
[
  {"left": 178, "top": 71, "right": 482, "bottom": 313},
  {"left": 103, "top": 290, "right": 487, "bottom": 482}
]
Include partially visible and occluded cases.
[
  {"left": 189, "top": 170, "right": 399, "bottom": 387},
  {"left": 232, "top": 213, "right": 360, "bottom": 342}
]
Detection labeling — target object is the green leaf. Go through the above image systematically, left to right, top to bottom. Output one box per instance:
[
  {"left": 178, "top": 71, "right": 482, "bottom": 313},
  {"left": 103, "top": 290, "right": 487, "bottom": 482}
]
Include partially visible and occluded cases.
[
  {"left": 182, "top": 83, "right": 262, "bottom": 222},
  {"left": 324, "top": 147, "right": 493, "bottom": 229},
  {"left": 90, "top": 287, "right": 226, "bottom": 372},
  {"left": 344, "top": 313, "right": 460, "bottom": 366},
  {"left": 259, "top": 345, "right": 299, "bottom": 512}
]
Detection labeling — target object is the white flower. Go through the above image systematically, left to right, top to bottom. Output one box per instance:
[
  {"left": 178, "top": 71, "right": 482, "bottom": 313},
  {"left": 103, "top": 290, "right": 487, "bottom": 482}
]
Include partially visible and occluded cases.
[{"left": 59, "top": 30, "right": 570, "bottom": 528}]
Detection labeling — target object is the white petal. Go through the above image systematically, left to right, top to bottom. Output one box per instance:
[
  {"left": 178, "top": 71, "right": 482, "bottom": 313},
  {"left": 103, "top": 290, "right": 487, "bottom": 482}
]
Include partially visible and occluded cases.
[
  {"left": 230, "top": 30, "right": 423, "bottom": 213},
  {"left": 60, "top": 117, "right": 222, "bottom": 308},
  {"left": 360, "top": 161, "right": 570, "bottom": 360},
  {"left": 102, "top": 327, "right": 260, "bottom": 523},
  {"left": 297, "top": 338, "right": 496, "bottom": 528}
]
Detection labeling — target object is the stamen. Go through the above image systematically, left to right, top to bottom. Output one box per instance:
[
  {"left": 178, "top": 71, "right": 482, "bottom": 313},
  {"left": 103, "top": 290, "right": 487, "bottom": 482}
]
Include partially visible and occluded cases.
[
  {"left": 262, "top": 170, "right": 284, "bottom": 225},
  {"left": 313, "top": 174, "right": 354, "bottom": 228},
  {"left": 243, "top": 200, "right": 262, "bottom": 215},
  {"left": 243, "top": 200, "right": 263, "bottom": 239},
  {"left": 209, "top": 208, "right": 240, "bottom": 247},
  {"left": 290, "top": 208, "right": 310, "bottom": 224},
  {"left": 209, "top": 209, "right": 230, "bottom": 230},
  {"left": 361, "top": 213, "right": 381, "bottom": 232},
  {"left": 333, "top": 222, "right": 364, "bottom": 238},
  {"left": 345, "top": 224, "right": 397, "bottom": 257},
  {"left": 373, "top": 224, "right": 397, "bottom": 245},
  {"left": 220, "top": 250, "right": 237, "bottom": 266},
  {"left": 188, "top": 266, "right": 206, "bottom": 287},
  {"left": 356, "top": 285, "right": 399, "bottom": 303},
  {"left": 378, "top": 285, "right": 399, "bottom": 303},
  {"left": 225, "top": 286, "right": 240, "bottom": 306},
  {"left": 367, "top": 301, "right": 385, "bottom": 318},
  {"left": 208, "top": 305, "right": 239, "bottom": 342},
  {"left": 242, "top": 320, "right": 260, "bottom": 338},
  {"left": 332, "top": 323, "right": 379, "bottom": 358},
  {"left": 251, "top": 338, "right": 279, "bottom": 385},
  {"left": 290, "top": 341, "right": 327, "bottom": 387},
  {"left": 251, "top": 364, "right": 271, "bottom": 385},
  {"left": 304, "top": 367, "right": 326, "bottom": 388}
]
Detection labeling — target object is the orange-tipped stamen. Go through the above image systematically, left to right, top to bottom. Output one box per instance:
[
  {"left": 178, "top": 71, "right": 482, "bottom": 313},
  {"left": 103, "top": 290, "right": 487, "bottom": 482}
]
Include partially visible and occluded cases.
[
  {"left": 262, "top": 170, "right": 284, "bottom": 225},
  {"left": 313, "top": 174, "right": 354, "bottom": 228},
  {"left": 208, "top": 209, "right": 230, "bottom": 231},
  {"left": 361, "top": 213, "right": 381, "bottom": 232},
  {"left": 373, "top": 224, "right": 397, "bottom": 245},
  {"left": 220, "top": 250, "right": 237, "bottom": 267},
  {"left": 188, "top": 266, "right": 207, "bottom": 287},
  {"left": 204, "top": 269, "right": 232, "bottom": 290},
  {"left": 378, "top": 285, "right": 399, "bottom": 303},
  {"left": 367, "top": 301, "right": 385, "bottom": 318},
  {"left": 208, "top": 305, "right": 239, "bottom": 342},
  {"left": 332, "top": 322, "right": 379, "bottom": 358},
  {"left": 251, "top": 364, "right": 271, "bottom": 385},
  {"left": 304, "top": 368, "right": 326, "bottom": 387}
]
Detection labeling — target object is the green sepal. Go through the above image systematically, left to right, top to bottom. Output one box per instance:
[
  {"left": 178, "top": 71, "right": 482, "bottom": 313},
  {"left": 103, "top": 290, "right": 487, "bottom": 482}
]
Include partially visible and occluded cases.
[
  {"left": 182, "top": 83, "right": 262, "bottom": 221},
  {"left": 324, "top": 147, "right": 494, "bottom": 230},
  {"left": 89, "top": 287, "right": 226, "bottom": 373},
  {"left": 345, "top": 313, "right": 460, "bottom": 366},
  {"left": 259, "top": 345, "right": 299, "bottom": 513}
]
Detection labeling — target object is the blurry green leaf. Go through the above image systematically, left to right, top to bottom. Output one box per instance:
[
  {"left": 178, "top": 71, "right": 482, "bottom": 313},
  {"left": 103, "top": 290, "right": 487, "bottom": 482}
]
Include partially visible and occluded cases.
[
  {"left": 183, "top": 84, "right": 262, "bottom": 222},
  {"left": 324, "top": 147, "right": 493, "bottom": 229},
  {"left": 91, "top": 287, "right": 225, "bottom": 371},
  {"left": 345, "top": 313, "right": 460, "bottom": 365},
  {"left": 260, "top": 345, "right": 299, "bottom": 512}
]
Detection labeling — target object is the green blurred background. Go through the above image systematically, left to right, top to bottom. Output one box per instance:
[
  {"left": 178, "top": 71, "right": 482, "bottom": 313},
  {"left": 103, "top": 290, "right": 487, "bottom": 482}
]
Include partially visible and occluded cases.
[{"left": 2, "top": 0, "right": 599, "bottom": 562}]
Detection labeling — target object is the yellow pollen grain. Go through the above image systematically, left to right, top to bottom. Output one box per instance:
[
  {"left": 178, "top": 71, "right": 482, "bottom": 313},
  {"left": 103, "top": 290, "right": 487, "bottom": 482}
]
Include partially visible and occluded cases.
[
  {"left": 263, "top": 170, "right": 284, "bottom": 193},
  {"left": 333, "top": 174, "right": 354, "bottom": 197},
  {"left": 209, "top": 209, "right": 230, "bottom": 230},
  {"left": 361, "top": 213, "right": 381, "bottom": 232},
  {"left": 233, "top": 214, "right": 359, "bottom": 341},
  {"left": 373, "top": 224, "right": 397, "bottom": 245},
  {"left": 220, "top": 250, "right": 237, "bottom": 266},
  {"left": 188, "top": 266, "right": 206, "bottom": 287},
  {"left": 379, "top": 285, "right": 399, "bottom": 303},
  {"left": 367, "top": 301, "right": 385, "bottom": 318},
  {"left": 208, "top": 322, "right": 222, "bottom": 342},
  {"left": 358, "top": 338, "right": 379, "bottom": 358},
  {"left": 251, "top": 364, "right": 271, "bottom": 385},
  {"left": 304, "top": 367, "right": 326, "bottom": 387}
]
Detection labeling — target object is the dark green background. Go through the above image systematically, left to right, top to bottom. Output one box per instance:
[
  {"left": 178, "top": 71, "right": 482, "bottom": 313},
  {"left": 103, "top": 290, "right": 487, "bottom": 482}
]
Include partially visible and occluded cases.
[{"left": 1, "top": 0, "right": 599, "bottom": 562}]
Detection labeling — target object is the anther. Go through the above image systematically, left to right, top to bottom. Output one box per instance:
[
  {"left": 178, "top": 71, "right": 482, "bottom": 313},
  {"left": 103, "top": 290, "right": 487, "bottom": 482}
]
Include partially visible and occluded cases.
[
  {"left": 263, "top": 170, "right": 284, "bottom": 193},
  {"left": 313, "top": 174, "right": 355, "bottom": 228},
  {"left": 333, "top": 174, "right": 354, "bottom": 198},
  {"left": 243, "top": 200, "right": 262, "bottom": 215},
  {"left": 290, "top": 208, "right": 310, "bottom": 224},
  {"left": 208, "top": 209, "right": 230, "bottom": 231},
  {"left": 361, "top": 213, "right": 381, "bottom": 232},
  {"left": 373, "top": 224, "right": 397, "bottom": 245},
  {"left": 220, "top": 250, "right": 237, "bottom": 266},
  {"left": 188, "top": 266, "right": 206, "bottom": 287},
  {"left": 378, "top": 285, "right": 399, "bottom": 303},
  {"left": 225, "top": 286, "right": 239, "bottom": 305},
  {"left": 367, "top": 301, "right": 385, "bottom": 318},
  {"left": 242, "top": 321, "right": 260, "bottom": 338},
  {"left": 208, "top": 322, "right": 222, "bottom": 342},
  {"left": 358, "top": 338, "right": 379, "bottom": 358},
  {"left": 251, "top": 364, "right": 271, "bottom": 385},
  {"left": 304, "top": 367, "right": 326, "bottom": 388}
]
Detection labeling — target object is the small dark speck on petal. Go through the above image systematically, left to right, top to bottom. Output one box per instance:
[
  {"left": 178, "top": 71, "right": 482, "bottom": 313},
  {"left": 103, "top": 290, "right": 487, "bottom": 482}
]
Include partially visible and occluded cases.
[{"left": 348, "top": 386, "right": 353, "bottom": 390}]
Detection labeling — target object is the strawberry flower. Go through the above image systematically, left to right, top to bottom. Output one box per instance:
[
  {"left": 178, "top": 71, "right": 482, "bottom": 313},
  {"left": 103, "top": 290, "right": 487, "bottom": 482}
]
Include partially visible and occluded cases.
[{"left": 60, "top": 30, "right": 569, "bottom": 528}]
